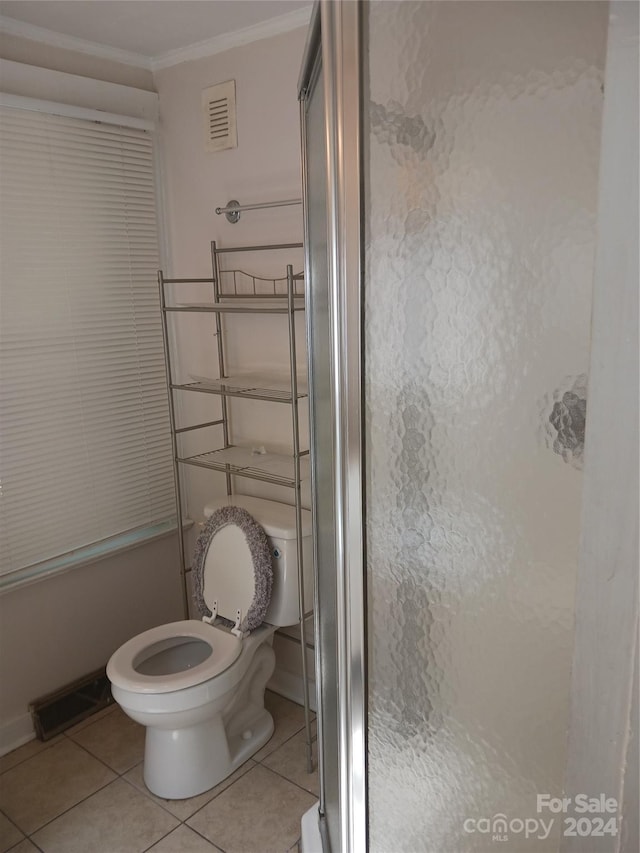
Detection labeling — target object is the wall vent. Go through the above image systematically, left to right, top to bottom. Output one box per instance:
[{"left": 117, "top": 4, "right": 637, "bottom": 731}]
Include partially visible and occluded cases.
[{"left": 202, "top": 80, "right": 237, "bottom": 153}]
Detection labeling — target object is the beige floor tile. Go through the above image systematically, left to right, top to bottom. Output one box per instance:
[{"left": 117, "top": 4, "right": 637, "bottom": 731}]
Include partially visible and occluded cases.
[
  {"left": 253, "top": 692, "right": 308, "bottom": 762},
  {"left": 63, "top": 702, "right": 118, "bottom": 735},
  {"left": 67, "top": 706, "right": 144, "bottom": 774},
  {"left": 261, "top": 726, "right": 319, "bottom": 796},
  {"left": 0, "top": 737, "right": 63, "bottom": 775},
  {"left": 0, "top": 739, "right": 115, "bottom": 835},
  {"left": 124, "top": 759, "right": 255, "bottom": 821},
  {"left": 187, "top": 764, "right": 316, "bottom": 853},
  {"left": 31, "top": 778, "right": 179, "bottom": 853},
  {"left": 0, "top": 810, "right": 24, "bottom": 852},
  {"left": 146, "top": 825, "right": 220, "bottom": 852},
  {"left": 4, "top": 840, "right": 39, "bottom": 853}
]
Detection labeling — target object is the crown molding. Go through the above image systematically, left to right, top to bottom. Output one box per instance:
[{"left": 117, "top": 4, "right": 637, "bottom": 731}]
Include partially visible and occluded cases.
[
  {"left": 0, "top": 5, "right": 313, "bottom": 74},
  {"left": 150, "top": 6, "right": 313, "bottom": 71},
  {"left": 0, "top": 15, "right": 152, "bottom": 70}
]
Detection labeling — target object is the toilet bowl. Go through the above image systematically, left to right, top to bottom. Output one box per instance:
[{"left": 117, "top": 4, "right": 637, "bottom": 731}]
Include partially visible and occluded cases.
[
  {"left": 107, "top": 495, "right": 312, "bottom": 800},
  {"left": 108, "top": 620, "right": 277, "bottom": 798}
]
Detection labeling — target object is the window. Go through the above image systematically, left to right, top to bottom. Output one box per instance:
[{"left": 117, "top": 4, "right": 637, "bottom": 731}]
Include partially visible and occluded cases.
[{"left": 0, "top": 104, "right": 175, "bottom": 587}]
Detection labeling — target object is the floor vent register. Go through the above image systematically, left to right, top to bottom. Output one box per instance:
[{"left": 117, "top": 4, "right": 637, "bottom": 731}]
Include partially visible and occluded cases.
[{"left": 29, "top": 668, "right": 113, "bottom": 740}]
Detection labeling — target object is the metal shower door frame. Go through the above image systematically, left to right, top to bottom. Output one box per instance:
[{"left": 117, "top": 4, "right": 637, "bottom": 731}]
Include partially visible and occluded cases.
[{"left": 299, "top": 2, "right": 367, "bottom": 851}]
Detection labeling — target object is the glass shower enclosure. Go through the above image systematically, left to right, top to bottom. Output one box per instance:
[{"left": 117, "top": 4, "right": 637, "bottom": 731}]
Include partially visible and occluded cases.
[{"left": 299, "top": 2, "right": 638, "bottom": 851}]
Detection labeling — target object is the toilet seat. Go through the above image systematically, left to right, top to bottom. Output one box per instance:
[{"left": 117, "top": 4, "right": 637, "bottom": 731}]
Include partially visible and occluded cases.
[
  {"left": 193, "top": 505, "right": 273, "bottom": 633},
  {"left": 106, "top": 620, "right": 241, "bottom": 694}
]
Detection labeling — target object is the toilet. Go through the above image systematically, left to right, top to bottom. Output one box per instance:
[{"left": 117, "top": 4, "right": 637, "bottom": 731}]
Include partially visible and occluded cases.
[{"left": 107, "top": 495, "right": 312, "bottom": 800}]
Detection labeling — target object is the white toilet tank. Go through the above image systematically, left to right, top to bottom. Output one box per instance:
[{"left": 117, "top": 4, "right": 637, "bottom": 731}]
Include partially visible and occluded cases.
[{"left": 203, "top": 495, "right": 313, "bottom": 627}]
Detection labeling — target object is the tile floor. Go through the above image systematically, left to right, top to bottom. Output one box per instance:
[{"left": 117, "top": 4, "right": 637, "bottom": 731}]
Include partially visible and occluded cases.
[{"left": 0, "top": 692, "right": 318, "bottom": 853}]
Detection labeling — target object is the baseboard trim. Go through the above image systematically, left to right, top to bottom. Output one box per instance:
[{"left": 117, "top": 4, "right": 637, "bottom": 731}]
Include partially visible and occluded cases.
[
  {"left": 268, "top": 666, "right": 316, "bottom": 713},
  {"left": 2, "top": 670, "right": 314, "bottom": 757},
  {"left": 0, "top": 713, "right": 35, "bottom": 757}
]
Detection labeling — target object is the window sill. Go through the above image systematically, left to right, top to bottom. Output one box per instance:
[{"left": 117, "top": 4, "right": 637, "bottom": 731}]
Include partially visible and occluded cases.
[{"left": 0, "top": 519, "right": 193, "bottom": 596}]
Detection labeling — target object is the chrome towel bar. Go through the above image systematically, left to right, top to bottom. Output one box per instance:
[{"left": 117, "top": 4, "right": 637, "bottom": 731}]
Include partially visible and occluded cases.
[{"left": 215, "top": 198, "right": 302, "bottom": 223}]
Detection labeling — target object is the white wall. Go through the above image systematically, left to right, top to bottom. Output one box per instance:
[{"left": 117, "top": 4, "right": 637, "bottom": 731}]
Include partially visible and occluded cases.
[
  {"left": 154, "top": 26, "right": 308, "bottom": 524},
  {"left": 154, "top": 26, "right": 311, "bottom": 702},
  {"left": 154, "top": 26, "right": 306, "bottom": 277},
  {"left": 0, "top": 537, "right": 183, "bottom": 753}
]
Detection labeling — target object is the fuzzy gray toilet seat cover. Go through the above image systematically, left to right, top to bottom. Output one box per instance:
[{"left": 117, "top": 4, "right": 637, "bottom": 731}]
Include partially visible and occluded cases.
[{"left": 192, "top": 505, "right": 273, "bottom": 632}]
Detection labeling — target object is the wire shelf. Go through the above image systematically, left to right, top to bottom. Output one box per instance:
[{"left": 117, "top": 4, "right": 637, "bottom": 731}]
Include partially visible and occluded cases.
[
  {"left": 218, "top": 268, "right": 305, "bottom": 299},
  {"left": 164, "top": 298, "right": 304, "bottom": 315},
  {"left": 172, "top": 372, "right": 308, "bottom": 403},
  {"left": 178, "top": 446, "right": 310, "bottom": 488}
]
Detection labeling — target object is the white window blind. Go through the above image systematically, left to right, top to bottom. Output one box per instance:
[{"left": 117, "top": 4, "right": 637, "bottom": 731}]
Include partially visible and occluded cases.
[{"left": 0, "top": 105, "right": 175, "bottom": 583}]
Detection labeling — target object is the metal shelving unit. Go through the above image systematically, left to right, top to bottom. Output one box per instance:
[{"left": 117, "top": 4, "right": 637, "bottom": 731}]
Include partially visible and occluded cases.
[{"left": 158, "top": 241, "right": 314, "bottom": 771}]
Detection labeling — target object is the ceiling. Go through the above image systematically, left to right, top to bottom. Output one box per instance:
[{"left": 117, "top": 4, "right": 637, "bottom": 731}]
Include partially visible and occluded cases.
[{"left": 0, "top": 1, "right": 312, "bottom": 62}]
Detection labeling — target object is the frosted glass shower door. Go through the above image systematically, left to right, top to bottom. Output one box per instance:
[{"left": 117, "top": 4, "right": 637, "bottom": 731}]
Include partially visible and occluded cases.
[{"left": 364, "top": 2, "right": 608, "bottom": 851}]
